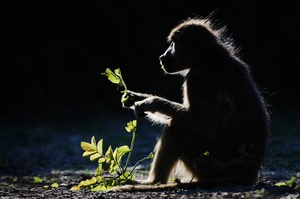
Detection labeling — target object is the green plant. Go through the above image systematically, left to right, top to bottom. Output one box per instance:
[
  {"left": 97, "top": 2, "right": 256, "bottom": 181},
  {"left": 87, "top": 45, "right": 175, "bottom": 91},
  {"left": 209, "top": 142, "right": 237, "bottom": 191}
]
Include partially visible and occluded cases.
[
  {"left": 71, "top": 68, "right": 153, "bottom": 191},
  {"left": 101, "top": 68, "right": 129, "bottom": 103},
  {"left": 275, "top": 173, "right": 300, "bottom": 193},
  {"left": 33, "top": 176, "right": 43, "bottom": 184}
]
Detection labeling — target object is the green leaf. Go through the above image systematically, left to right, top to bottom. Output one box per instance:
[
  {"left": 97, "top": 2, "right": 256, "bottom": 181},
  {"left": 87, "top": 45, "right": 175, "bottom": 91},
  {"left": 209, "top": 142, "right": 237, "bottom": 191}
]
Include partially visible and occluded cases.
[
  {"left": 102, "top": 67, "right": 128, "bottom": 92},
  {"left": 101, "top": 68, "right": 121, "bottom": 85},
  {"left": 114, "top": 68, "right": 122, "bottom": 78},
  {"left": 114, "top": 68, "right": 124, "bottom": 87},
  {"left": 121, "top": 93, "right": 129, "bottom": 103},
  {"left": 125, "top": 120, "right": 137, "bottom": 133},
  {"left": 125, "top": 127, "right": 130, "bottom": 132},
  {"left": 91, "top": 136, "right": 97, "bottom": 148},
  {"left": 97, "top": 139, "right": 103, "bottom": 155},
  {"left": 81, "top": 141, "right": 96, "bottom": 152},
  {"left": 113, "top": 145, "right": 130, "bottom": 164},
  {"left": 117, "top": 145, "right": 130, "bottom": 158},
  {"left": 105, "top": 146, "right": 114, "bottom": 162},
  {"left": 105, "top": 146, "right": 120, "bottom": 174},
  {"left": 113, "top": 147, "right": 118, "bottom": 162},
  {"left": 82, "top": 150, "right": 96, "bottom": 157},
  {"left": 90, "top": 153, "right": 101, "bottom": 161},
  {"left": 98, "top": 157, "right": 106, "bottom": 164},
  {"left": 108, "top": 160, "right": 118, "bottom": 174},
  {"left": 95, "top": 164, "right": 102, "bottom": 176},
  {"left": 119, "top": 171, "right": 129, "bottom": 179},
  {"left": 120, "top": 171, "right": 135, "bottom": 180},
  {"left": 117, "top": 172, "right": 131, "bottom": 185},
  {"left": 128, "top": 174, "right": 135, "bottom": 181},
  {"left": 33, "top": 176, "right": 43, "bottom": 183},
  {"left": 96, "top": 176, "right": 103, "bottom": 181},
  {"left": 286, "top": 176, "right": 296, "bottom": 187},
  {"left": 80, "top": 177, "right": 97, "bottom": 186},
  {"left": 89, "top": 177, "right": 97, "bottom": 185},
  {"left": 51, "top": 182, "right": 59, "bottom": 188},
  {"left": 275, "top": 182, "right": 288, "bottom": 187},
  {"left": 70, "top": 185, "right": 80, "bottom": 191},
  {"left": 91, "top": 185, "right": 109, "bottom": 192}
]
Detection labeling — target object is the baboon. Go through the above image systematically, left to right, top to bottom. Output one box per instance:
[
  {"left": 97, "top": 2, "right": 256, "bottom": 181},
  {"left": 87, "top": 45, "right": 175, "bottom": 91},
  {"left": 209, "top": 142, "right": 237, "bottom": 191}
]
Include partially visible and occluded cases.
[{"left": 122, "top": 17, "right": 270, "bottom": 188}]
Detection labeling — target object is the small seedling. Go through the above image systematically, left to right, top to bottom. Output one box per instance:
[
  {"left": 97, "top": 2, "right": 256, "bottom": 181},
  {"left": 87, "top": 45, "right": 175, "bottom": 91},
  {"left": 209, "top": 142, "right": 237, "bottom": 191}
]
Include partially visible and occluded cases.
[
  {"left": 71, "top": 68, "right": 153, "bottom": 191},
  {"left": 101, "top": 68, "right": 129, "bottom": 103},
  {"left": 275, "top": 173, "right": 300, "bottom": 192},
  {"left": 33, "top": 177, "right": 43, "bottom": 184}
]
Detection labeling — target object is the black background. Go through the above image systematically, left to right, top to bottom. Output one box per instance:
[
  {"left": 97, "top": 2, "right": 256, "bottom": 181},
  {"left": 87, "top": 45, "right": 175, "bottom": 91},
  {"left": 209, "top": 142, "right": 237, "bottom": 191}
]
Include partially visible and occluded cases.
[{"left": 1, "top": 0, "right": 300, "bottom": 126}]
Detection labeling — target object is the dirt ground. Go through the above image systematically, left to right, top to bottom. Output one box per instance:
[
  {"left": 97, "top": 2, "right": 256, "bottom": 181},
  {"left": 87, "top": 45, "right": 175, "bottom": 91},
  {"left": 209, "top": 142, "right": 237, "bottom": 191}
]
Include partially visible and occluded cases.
[
  {"left": 0, "top": 123, "right": 300, "bottom": 198},
  {"left": 0, "top": 170, "right": 299, "bottom": 199}
]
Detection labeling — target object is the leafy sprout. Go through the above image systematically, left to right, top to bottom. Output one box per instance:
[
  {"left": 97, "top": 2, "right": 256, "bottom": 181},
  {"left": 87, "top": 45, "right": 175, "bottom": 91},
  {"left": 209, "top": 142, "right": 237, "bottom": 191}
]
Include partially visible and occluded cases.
[
  {"left": 71, "top": 68, "right": 153, "bottom": 192},
  {"left": 101, "top": 68, "right": 129, "bottom": 103},
  {"left": 71, "top": 120, "right": 152, "bottom": 191},
  {"left": 275, "top": 173, "right": 300, "bottom": 192},
  {"left": 33, "top": 177, "right": 43, "bottom": 184}
]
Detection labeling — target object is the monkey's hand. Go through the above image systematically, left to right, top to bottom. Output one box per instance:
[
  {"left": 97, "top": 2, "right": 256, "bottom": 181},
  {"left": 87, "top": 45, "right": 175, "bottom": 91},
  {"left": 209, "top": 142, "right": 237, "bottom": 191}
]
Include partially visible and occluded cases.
[
  {"left": 121, "top": 90, "right": 152, "bottom": 109},
  {"left": 133, "top": 99, "right": 147, "bottom": 118}
]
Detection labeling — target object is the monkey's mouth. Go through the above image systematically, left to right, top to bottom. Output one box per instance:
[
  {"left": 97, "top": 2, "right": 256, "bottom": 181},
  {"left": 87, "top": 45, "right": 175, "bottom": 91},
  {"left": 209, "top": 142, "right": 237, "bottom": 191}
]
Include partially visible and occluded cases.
[
  {"left": 159, "top": 55, "right": 168, "bottom": 69},
  {"left": 159, "top": 58, "right": 173, "bottom": 74},
  {"left": 159, "top": 59, "right": 165, "bottom": 66},
  {"left": 160, "top": 59, "right": 168, "bottom": 70},
  {"left": 160, "top": 65, "right": 168, "bottom": 74}
]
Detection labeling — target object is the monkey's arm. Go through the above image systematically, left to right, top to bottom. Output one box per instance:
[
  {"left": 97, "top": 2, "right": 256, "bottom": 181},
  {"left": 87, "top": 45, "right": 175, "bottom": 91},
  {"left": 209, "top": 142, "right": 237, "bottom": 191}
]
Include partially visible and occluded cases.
[
  {"left": 122, "top": 90, "right": 153, "bottom": 108},
  {"left": 134, "top": 95, "right": 218, "bottom": 141},
  {"left": 133, "top": 96, "right": 188, "bottom": 118}
]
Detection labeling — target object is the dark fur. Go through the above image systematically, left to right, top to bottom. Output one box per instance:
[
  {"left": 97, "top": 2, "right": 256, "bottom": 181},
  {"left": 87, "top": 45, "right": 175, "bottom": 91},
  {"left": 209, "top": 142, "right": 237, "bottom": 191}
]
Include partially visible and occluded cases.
[{"left": 123, "top": 17, "right": 270, "bottom": 188}]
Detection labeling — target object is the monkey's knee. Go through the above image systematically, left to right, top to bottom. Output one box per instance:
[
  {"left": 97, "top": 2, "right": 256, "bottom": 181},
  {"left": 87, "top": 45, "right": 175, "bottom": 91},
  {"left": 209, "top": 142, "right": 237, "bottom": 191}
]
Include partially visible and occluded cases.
[{"left": 147, "top": 139, "right": 182, "bottom": 184}]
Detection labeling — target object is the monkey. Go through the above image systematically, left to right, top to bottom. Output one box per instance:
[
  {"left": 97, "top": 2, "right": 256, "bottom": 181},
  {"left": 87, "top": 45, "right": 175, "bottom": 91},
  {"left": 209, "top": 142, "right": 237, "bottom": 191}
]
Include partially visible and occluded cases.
[{"left": 119, "top": 17, "right": 270, "bottom": 191}]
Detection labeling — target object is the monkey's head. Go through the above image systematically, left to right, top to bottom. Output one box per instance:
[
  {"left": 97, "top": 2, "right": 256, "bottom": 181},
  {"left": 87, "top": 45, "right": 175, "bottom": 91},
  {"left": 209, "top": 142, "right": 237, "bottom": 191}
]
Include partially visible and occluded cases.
[{"left": 159, "top": 18, "right": 230, "bottom": 75}]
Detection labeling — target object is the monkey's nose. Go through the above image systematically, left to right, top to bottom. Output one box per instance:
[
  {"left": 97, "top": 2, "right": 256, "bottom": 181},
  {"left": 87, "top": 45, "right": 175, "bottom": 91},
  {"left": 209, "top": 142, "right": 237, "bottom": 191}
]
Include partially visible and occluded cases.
[{"left": 159, "top": 55, "right": 165, "bottom": 62}]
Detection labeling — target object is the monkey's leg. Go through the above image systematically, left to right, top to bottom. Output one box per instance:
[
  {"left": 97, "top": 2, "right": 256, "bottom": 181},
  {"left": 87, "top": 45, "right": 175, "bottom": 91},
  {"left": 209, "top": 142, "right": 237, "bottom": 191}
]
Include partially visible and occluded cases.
[{"left": 146, "top": 128, "right": 181, "bottom": 184}]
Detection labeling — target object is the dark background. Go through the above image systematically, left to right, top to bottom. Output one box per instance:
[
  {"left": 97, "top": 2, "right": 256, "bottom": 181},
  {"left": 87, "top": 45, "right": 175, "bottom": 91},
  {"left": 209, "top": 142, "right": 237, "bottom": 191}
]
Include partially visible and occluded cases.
[{"left": 1, "top": 0, "right": 300, "bottom": 128}]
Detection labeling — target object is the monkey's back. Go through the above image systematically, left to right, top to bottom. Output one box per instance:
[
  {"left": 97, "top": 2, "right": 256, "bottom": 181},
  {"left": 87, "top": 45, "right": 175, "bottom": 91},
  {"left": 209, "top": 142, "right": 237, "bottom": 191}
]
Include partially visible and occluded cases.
[{"left": 180, "top": 57, "right": 270, "bottom": 185}]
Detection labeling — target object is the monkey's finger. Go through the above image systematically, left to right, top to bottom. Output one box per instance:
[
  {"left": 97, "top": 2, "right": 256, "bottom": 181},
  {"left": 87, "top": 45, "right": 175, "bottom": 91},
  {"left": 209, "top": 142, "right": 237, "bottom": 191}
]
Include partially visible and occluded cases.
[
  {"left": 127, "top": 90, "right": 148, "bottom": 101},
  {"left": 121, "top": 92, "right": 135, "bottom": 107},
  {"left": 122, "top": 98, "right": 135, "bottom": 108},
  {"left": 133, "top": 107, "right": 147, "bottom": 118}
]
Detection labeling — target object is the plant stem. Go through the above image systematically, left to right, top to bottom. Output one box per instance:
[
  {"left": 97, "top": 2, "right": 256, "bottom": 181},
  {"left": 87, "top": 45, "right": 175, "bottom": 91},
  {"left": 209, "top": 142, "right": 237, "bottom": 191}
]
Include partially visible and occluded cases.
[
  {"left": 118, "top": 68, "right": 127, "bottom": 92},
  {"left": 122, "top": 80, "right": 127, "bottom": 92},
  {"left": 124, "top": 125, "right": 136, "bottom": 172},
  {"left": 129, "top": 155, "right": 153, "bottom": 176}
]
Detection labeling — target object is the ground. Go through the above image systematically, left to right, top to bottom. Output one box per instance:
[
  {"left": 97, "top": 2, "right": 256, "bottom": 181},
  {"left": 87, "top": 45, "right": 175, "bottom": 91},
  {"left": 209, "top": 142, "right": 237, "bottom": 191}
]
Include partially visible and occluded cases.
[
  {"left": 0, "top": 119, "right": 300, "bottom": 198},
  {"left": 0, "top": 170, "right": 299, "bottom": 198}
]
